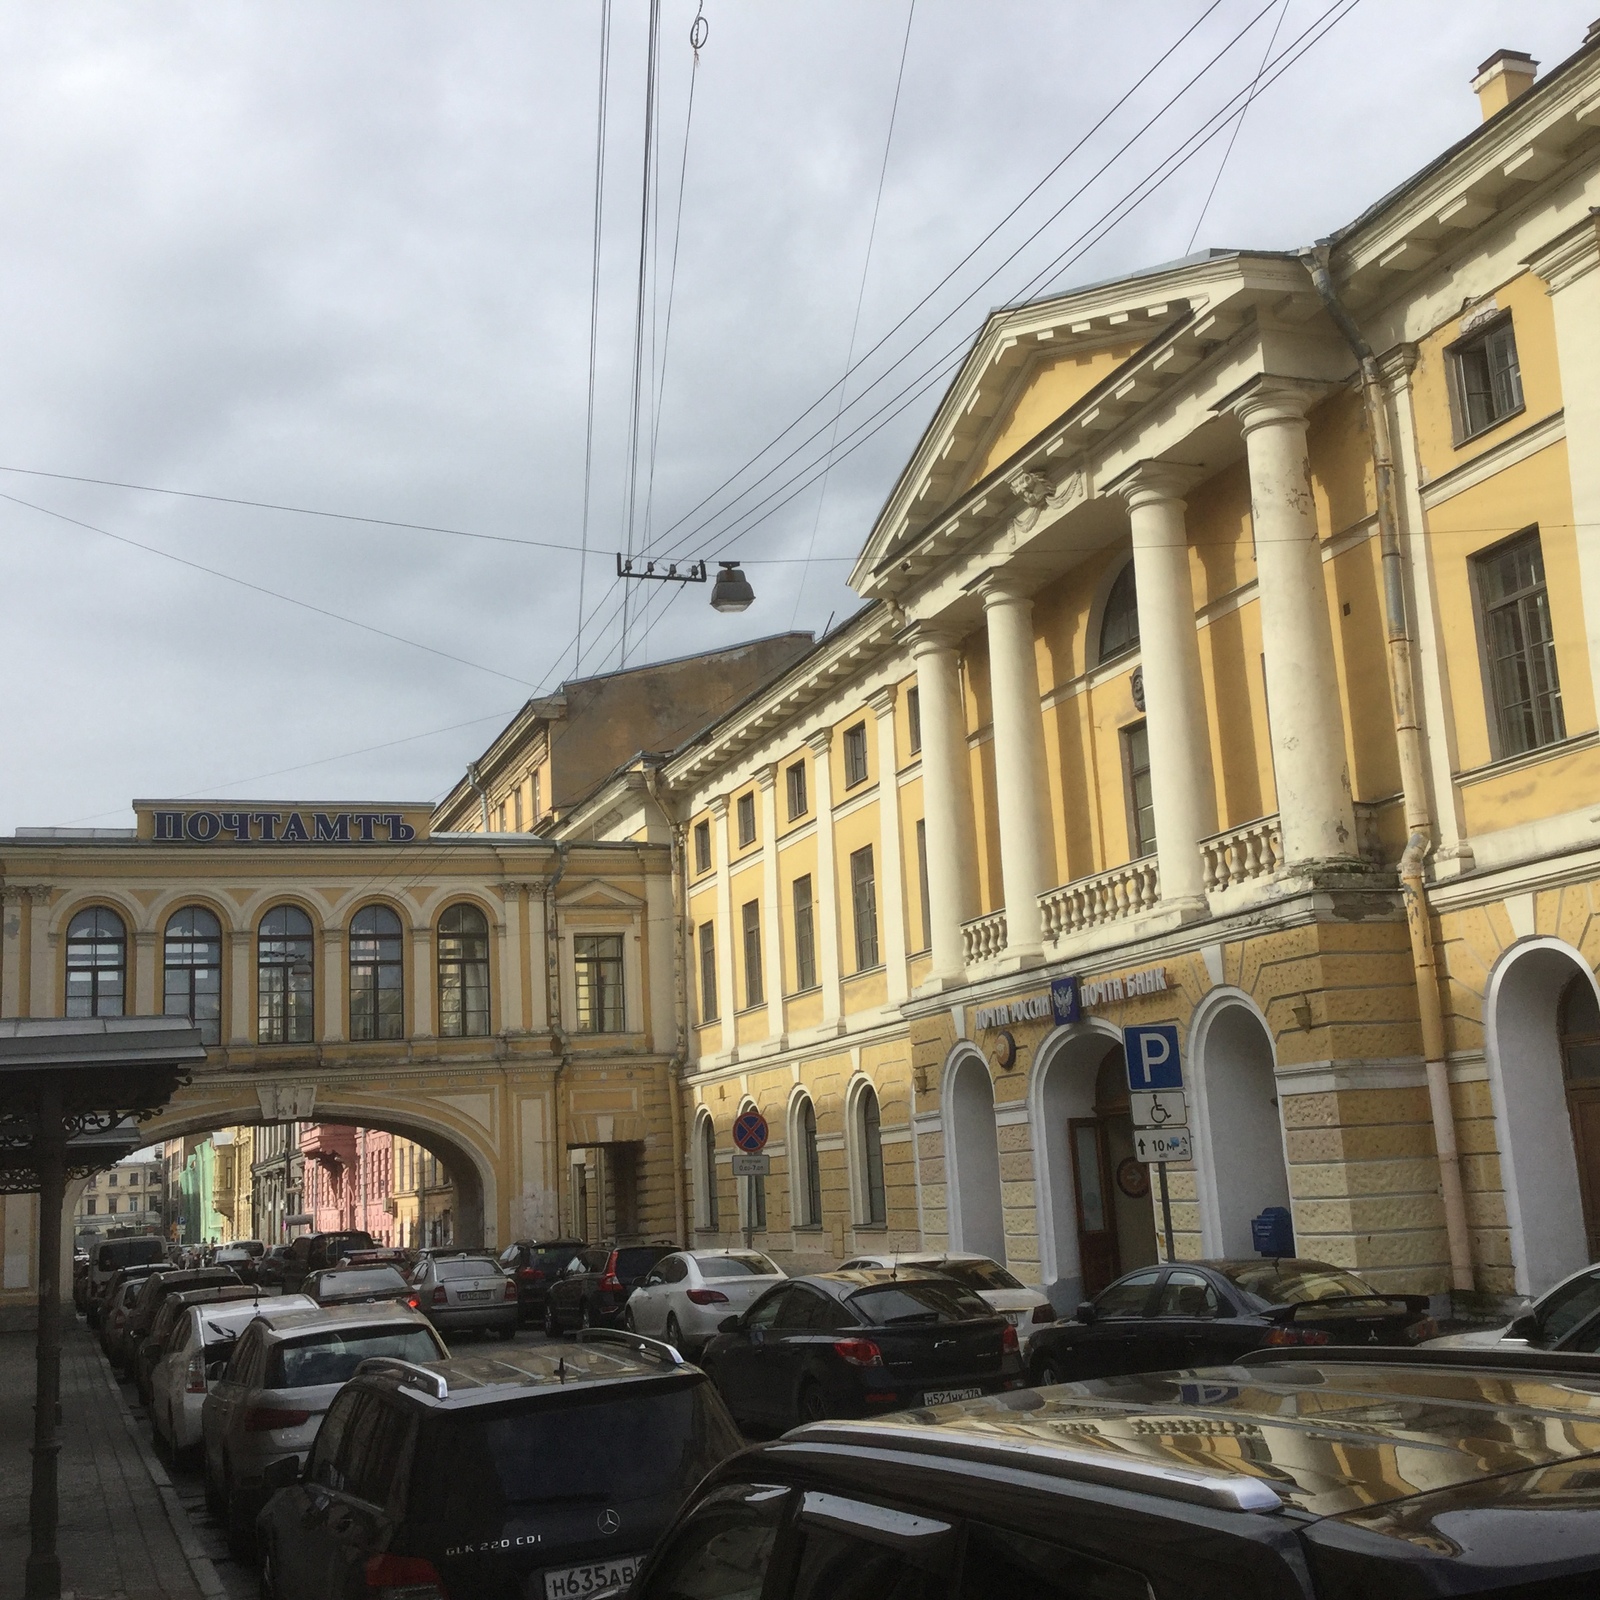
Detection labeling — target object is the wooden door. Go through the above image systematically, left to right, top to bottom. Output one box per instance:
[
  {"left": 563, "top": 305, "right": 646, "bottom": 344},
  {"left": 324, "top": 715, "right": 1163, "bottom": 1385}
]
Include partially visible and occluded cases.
[
  {"left": 1568, "top": 1088, "right": 1600, "bottom": 1260},
  {"left": 1070, "top": 1118, "right": 1120, "bottom": 1298}
]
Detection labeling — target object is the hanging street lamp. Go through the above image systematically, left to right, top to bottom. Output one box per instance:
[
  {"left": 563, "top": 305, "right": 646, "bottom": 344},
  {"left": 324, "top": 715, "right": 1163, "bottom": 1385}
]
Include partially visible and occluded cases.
[{"left": 709, "top": 560, "right": 754, "bottom": 613}]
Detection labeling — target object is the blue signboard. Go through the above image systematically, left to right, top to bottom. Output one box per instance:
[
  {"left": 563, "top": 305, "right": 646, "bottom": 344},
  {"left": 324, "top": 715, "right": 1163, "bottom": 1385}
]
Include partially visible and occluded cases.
[
  {"left": 1051, "top": 975, "right": 1082, "bottom": 1025},
  {"left": 1123, "top": 1022, "right": 1183, "bottom": 1092},
  {"left": 732, "top": 1110, "right": 769, "bottom": 1154}
]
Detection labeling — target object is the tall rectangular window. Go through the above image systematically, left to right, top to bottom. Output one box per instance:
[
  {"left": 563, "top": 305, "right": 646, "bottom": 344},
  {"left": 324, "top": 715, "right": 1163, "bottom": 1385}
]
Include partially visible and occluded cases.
[
  {"left": 1451, "top": 315, "right": 1524, "bottom": 439},
  {"left": 1475, "top": 529, "right": 1565, "bottom": 757},
  {"left": 906, "top": 686, "right": 921, "bottom": 754},
  {"left": 843, "top": 721, "right": 869, "bottom": 788},
  {"left": 1123, "top": 722, "right": 1157, "bottom": 858},
  {"left": 786, "top": 759, "right": 808, "bottom": 820},
  {"left": 531, "top": 768, "right": 542, "bottom": 823},
  {"left": 513, "top": 787, "right": 523, "bottom": 831},
  {"left": 736, "top": 792, "right": 756, "bottom": 849},
  {"left": 694, "top": 819, "right": 712, "bottom": 875},
  {"left": 916, "top": 819, "right": 931, "bottom": 953},
  {"left": 850, "top": 846, "right": 879, "bottom": 971},
  {"left": 792, "top": 876, "right": 816, "bottom": 992},
  {"left": 741, "top": 901, "right": 763, "bottom": 1009},
  {"left": 698, "top": 923, "right": 718, "bottom": 1022},
  {"left": 574, "top": 933, "right": 625, "bottom": 1032},
  {"left": 746, "top": 1173, "right": 766, "bottom": 1232}
]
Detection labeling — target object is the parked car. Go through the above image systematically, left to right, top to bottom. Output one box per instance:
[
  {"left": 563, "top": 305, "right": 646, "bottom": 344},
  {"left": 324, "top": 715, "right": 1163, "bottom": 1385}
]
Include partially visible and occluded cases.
[
  {"left": 279, "top": 1230, "right": 375, "bottom": 1293},
  {"left": 87, "top": 1235, "right": 167, "bottom": 1325},
  {"left": 496, "top": 1237, "right": 586, "bottom": 1324},
  {"left": 212, "top": 1243, "right": 261, "bottom": 1281},
  {"left": 544, "top": 1243, "right": 678, "bottom": 1334},
  {"left": 255, "top": 1245, "right": 293, "bottom": 1289},
  {"left": 341, "top": 1246, "right": 414, "bottom": 1271},
  {"left": 624, "top": 1249, "right": 786, "bottom": 1354},
  {"left": 838, "top": 1251, "right": 1057, "bottom": 1353},
  {"left": 405, "top": 1252, "right": 518, "bottom": 1339},
  {"left": 1025, "top": 1258, "right": 1438, "bottom": 1385},
  {"left": 1427, "top": 1260, "right": 1600, "bottom": 1351},
  {"left": 302, "top": 1264, "right": 412, "bottom": 1308},
  {"left": 125, "top": 1266, "right": 244, "bottom": 1392},
  {"left": 699, "top": 1269, "right": 1022, "bottom": 1431},
  {"left": 100, "top": 1276, "right": 154, "bottom": 1365},
  {"left": 149, "top": 1289, "right": 316, "bottom": 1464},
  {"left": 202, "top": 1301, "right": 445, "bottom": 1555},
  {"left": 255, "top": 1330, "right": 744, "bottom": 1600},
  {"left": 626, "top": 1344, "right": 1600, "bottom": 1600}
]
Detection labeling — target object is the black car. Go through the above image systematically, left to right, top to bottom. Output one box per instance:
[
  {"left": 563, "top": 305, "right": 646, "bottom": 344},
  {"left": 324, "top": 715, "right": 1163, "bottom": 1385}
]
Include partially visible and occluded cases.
[
  {"left": 280, "top": 1230, "right": 375, "bottom": 1293},
  {"left": 497, "top": 1237, "right": 586, "bottom": 1324},
  {"left": 545, "top": 1243, "right": 678, "bottom": 1334},
  {"left": 255, "top": 1244, "right": 293, "bottom": 1288},
  {"left": 1027, "top": 1257, "right": 1438, "bottom": 1384},
  {"left": 122, "top": 1265, "right": 244, "bottom": 1384},
  {"left": 699, "top": 1269, "right": 1022, "bottom": 1431},
  {"left": 255, "top": 1330, "right": 744, "bottom": 1600},
  {"left": 625, "top": 1345, "right": 1600, "bottom": 1600}
]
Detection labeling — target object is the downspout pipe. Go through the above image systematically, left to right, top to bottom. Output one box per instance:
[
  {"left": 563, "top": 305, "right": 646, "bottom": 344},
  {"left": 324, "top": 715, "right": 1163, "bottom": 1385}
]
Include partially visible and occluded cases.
[
  {"left": 1302, "top": 245, "right": 1474, "bottom": 1294},
  {"left": 467, "top": 762, "right": 491, "bottom": 833},
  {"left": 645, "top": 767, "right": 690, "bottom": 1247},
  {"left": 545, "top": 840, "right": 572, "bottom": 1235}
]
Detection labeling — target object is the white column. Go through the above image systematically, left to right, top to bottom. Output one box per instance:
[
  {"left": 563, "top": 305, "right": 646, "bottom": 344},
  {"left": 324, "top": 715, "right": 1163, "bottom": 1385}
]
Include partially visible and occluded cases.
[
  {"left": 1530, "top": 215, "right": 1600, "bottom": 727},
  {"left": 1231, "top": 379, "right": 1359, "bottom": 865},
  {"left": 1117, "top": 464, "right": 1217, "bottom": 909},
  {"left": 980, "top": 578, "right": 1052, "bottom": 961},
  {"left": 910, "top": 627, "right": 975, "bottom": 987},
  {"left": 868, "top": 685, "right": 910, "bottom": 1003},
  {"left": 806, "top": 728, "right": 844, "bottom": 1027},
  {"left": 757, "top": 767, "right": 786, "bottom": 1041},
  {"left": 711, "top": 797, "right": 737, "bottom": 1056},
  {"left": 526, "top": 882, "right": 550, "bottom": 1035},
  {"left": 411, "top": 923, "right": 436, "bottom": 1038},
  {"left": 322, "top": 927, "right": 345, "bottom": 1042},
  {"left": 229, "top": 929, "right": 253, "bottom": 1044}
]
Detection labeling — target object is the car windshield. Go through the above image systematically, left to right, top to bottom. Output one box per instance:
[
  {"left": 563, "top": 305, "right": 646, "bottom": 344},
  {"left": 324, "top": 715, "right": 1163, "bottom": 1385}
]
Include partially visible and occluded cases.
[
  {"left": 615, "top": 1247, "right": 673, "bottom": 1279},
  {"left": 696, "top": 1254, "right": 779, "bottom": 1279},
  {"left": 435, "top": 1259, "right": 500, "bottom": 1281},
  {"left": 936, "top": 1259, "right": 1024, "bottom": 1292},
  {"left": 1217, "top": 1261, "right": 1380, "bottom": 1305},
  {"left": 319, "top": 1268, "right": 408, "bottom": 1295},
  {"left": 1538, "top": 1270, "right": 1600, "bottom": 1341},
  {"left": 849, "top": 1282, "right": 992, "bottom": 1325},
  {"left": 268, "top": 1325, "right": 440, "bottom": 1388},
  {"left": 409, "top": 1381, "right": 741, "bottom": 1528}
]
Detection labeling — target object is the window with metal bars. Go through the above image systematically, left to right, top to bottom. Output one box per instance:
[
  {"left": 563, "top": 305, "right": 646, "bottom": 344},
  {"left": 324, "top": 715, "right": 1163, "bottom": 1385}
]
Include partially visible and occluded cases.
[
  {"left": 1451, "top": 315, "right": 1524, "bottom": 440},
  {"left": 1475, "top": 529, "right": 1565, "bottom": 758},
  {"left": 349, "top": 904, "right": 404, "bottom": 1041},
  {"left": 163, "top": 905, "right": 221, "bottom": 1044},
  {"left": 66, "top": 906, "right": 126, "bottom": 1019},
  {"left": 574, "top": 933, "right": 625, "bottom": 1032}
]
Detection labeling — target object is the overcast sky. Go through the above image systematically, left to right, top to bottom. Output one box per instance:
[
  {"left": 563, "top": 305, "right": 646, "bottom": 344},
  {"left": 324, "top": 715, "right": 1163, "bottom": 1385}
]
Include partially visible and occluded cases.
[{"left": 0, "top": 0, "right": 1590, "bottom": 834}]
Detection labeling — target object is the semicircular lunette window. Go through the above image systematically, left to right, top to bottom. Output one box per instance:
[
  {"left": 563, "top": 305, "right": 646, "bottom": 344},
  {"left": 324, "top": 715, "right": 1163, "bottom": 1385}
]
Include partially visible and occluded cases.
[
  {"left": 1098, "top": 560, "right": 1140, "bottom": 664},
  {"left": 258, "top": 905, "right": 314, "bottom": 1045},
  {"left": 66, "top": 906, "right": 127, "bottom": 1018},
  {"left": 164, "top": 906, "right": 222, "bottom": 1044}
]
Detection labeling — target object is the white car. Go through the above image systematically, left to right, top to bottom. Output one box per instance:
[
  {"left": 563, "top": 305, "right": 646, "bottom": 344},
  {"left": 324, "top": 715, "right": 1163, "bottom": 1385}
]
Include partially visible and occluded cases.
[
  {"left": 625, "top": 1249, "right": 787, "bottom": 1354},
  {"left": 836, "top": 1252, "right": 1057, "bottom": 1352},
  {"left": 1426, "top": 1262, "right": 1600, "bottom": 1351},
  {"left": 150, "top": 1293, "right": 315, "bottom": 1461}
]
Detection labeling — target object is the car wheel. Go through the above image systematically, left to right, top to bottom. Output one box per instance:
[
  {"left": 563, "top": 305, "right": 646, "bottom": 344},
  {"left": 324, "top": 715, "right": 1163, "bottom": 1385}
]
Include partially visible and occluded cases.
[
  {"left": 543, "top": 1301, "right": 559, "bottom": 1337},
  {"left": 665, "top": 1313, "right": 684, "bottom": 1352},
  {"left": 1033, "top": 1359, "right": 1064, "bottom": 1387},
  {"left": 797, "top": 1381, "right": 826, "bottom": 1425},
  {"left": 203, "top": 1450, "right": 224, "bottom": 1515}
]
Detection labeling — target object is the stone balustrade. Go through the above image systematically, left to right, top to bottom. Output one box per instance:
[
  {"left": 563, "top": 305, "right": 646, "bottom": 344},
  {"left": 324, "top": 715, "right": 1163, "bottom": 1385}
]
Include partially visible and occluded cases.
[
  {"left": 1202, "top": 816, "right": 1284, "bottom": 891},
  {"left": 1040, "top": 858, "right": 1161, "bottom": 939},
  {"left": 961, "top": 909, "right": 1009, "bottom": 964}
]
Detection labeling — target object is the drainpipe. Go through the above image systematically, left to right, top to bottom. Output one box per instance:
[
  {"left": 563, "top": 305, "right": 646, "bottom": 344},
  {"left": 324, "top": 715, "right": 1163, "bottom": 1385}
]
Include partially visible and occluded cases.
[
  {"left": 1303, "top": 245, "right": 1474, "bottom": 1294},
  {"left": 467, "top": 762, "right": 491, "bottom": 833},
  {"left": 645, "top": 767, "right": 690, "bottom": 1247},
  {"left": 545, "top": 841, "right": 571, "bottom": 1235}
]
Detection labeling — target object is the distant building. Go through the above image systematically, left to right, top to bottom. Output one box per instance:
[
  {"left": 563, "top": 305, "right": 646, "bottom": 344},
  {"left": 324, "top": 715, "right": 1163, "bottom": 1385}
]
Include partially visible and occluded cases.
[{"left": 74, "top": 1149, "right": 165, "bottom": 1247}]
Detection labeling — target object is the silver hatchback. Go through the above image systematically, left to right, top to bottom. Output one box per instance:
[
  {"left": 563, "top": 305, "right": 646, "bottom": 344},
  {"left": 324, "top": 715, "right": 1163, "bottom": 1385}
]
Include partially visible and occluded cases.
[
  {"left": 407, "top": 1251, "right": 519, "bottom": 1340},
  {"left": 200, "top": 1301, "right": 445, "bottom": 1554}
]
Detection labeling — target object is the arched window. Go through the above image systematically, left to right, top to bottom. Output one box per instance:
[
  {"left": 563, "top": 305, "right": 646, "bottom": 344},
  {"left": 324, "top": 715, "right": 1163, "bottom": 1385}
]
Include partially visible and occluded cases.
[
  {"left": 1098, "top": 560, "right": 1140, "bottom": 663},
  {"left": 438, "top": 904, "right": 490, "bottom": 1037},
  {"left": 258, "top": 905, "right": 314, "bottom": 1044},
  {"left": 350, "top": 905, "right": 404, "bottom": 1042},
  {"left": 66, "top": 907, "right": 126, "bottom": 1018},
  {"left": 163, "top": 907, "right": 222, "bottom": 1044},
  {"left": 857, "top": 1084, "right": 887, "bottom": 1227},
  {"left": 793, "top": 1094, "right": 822, "bottom": 1228},
  {"left": 697, "top": 1114, "right": 719, "bottom": 1231}
]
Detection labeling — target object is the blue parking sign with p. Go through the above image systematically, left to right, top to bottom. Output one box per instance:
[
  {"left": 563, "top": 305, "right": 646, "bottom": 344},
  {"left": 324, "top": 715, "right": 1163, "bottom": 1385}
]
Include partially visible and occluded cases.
[{"left": 1124, "top": 1023, "right": 1183, "bottom": 1091}]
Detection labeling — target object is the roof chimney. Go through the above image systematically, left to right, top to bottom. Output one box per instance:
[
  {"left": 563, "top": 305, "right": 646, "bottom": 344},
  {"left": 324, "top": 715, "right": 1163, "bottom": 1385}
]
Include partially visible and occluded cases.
[{"left": 1472, "top": 49, "right": 1538, "bottom": 121}]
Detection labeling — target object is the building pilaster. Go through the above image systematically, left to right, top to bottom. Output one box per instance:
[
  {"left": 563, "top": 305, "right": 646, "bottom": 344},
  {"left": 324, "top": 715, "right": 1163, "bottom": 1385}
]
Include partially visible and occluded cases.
[
  {"left": 868, "top": 684, "right": 909, "bottom": 1003},
  {"left": 805, "top": 728, "right": 844, "bottom": 1028},
  {"left": 756, "top": 767, "right": 786, "bottom": 1043},
  {"left": 710, "top": 797, "right": 737, "bottom": 1056}
]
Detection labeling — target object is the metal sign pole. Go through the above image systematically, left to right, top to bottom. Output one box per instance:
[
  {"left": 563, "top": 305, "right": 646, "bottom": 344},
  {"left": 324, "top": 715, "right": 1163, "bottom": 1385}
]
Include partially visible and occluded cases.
[{"left": 1157, "top": 1161, "right": 1175, "bottom": 1264}]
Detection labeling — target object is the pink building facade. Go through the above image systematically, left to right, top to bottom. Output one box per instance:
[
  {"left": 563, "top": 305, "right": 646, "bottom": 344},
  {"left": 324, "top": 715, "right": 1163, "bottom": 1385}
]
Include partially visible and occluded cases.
[{"left": 300, "top": 1124, "right": 395, "bottom": 1244}]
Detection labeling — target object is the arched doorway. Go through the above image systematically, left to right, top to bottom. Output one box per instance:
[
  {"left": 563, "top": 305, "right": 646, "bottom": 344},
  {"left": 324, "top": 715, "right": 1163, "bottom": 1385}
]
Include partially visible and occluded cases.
[
  {"left": 1485, "top": 939, "right": 1597, "bottom": 1296},
  {"left": 1190, "top": 995, "right": 1291, "bottom": 1256},
  {"left": 1032, "top": 1026, "right": 1157, "bottom": 1307},
  {"left": 946, "top": 1050, "right": 1006, "bottom": 1264}
]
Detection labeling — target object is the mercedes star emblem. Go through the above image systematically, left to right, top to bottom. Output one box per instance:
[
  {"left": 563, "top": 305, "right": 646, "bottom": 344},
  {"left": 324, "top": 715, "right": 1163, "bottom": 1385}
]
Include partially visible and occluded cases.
[{"left": 597, "top": 1508, "right": 621, "bottom": 1535}]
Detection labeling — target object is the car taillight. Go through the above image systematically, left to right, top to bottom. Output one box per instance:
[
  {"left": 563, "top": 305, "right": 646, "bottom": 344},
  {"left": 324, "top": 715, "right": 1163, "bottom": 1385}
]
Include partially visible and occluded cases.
[
  {"left": 517, "top": 1267, "right": 544, "bottom": 1282},
  {"left": 600, "top": 1273, "right": 624, "bottom": 1292},
  {"left": 503, "top": 1279, "right": 517, "bottom": 1301},
  {"left": 432, "top": 1286, "right": 448, "bottom": 1306},
  {"left": 686, "top": 1288, "right": 729, "bottom": 1306},
  {"left": 407, "top": 1295, "right": 422, "bottom": 1311},
  {"left": 1031, "top": 1304, "right": 1056, "bottom": 1324},
  {"left": 1405, "top": 1316, "right": 1438, "bottom": 1343},
  {"left": 1001, "top": 1324, "right": 1019, "bottom": 1356},
  {"left": 1264, "top": 1327, "right": 1330, "bottom": 1346},
  {"left": 832, "top": 1338, "right": 883, "bottom": 1367},
  {"left": 185, "top": 1353, "right": 207, "bottom": 1394},
  {"left": 242, "top": 1405, "right": 311, "bottom": 1431},
  {"left": 365, "top": 1553, "right": 448, "bottom": 1600}
]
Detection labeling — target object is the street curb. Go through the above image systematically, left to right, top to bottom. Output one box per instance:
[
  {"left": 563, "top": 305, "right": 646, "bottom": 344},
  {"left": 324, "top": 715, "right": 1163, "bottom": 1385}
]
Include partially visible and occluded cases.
[{"left": 93, "top": 1340, "right": 228, "bottom": 1600}]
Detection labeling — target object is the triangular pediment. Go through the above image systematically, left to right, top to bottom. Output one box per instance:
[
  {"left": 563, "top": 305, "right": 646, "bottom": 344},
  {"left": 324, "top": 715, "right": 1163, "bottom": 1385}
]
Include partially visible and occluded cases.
[{"left": 556, "top": 880, "right": 646, "bottom": 912}]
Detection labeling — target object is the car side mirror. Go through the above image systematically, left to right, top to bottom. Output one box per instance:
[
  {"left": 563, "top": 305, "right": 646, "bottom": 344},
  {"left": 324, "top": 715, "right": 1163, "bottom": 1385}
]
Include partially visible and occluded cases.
[
  {"left": 645, "top": 1275, "right": 662, "bottom": 1287},
  {"left": 1075, "top": 1301, "right": 1098, "bottom": 1324},
  {"left": 1507, "top": 1311, "right": 1541, "bottom": 1341},
  {"left": 718, "top": 1315, "right": 742, "bottom": 1334},
  {"left": 205, "top": 1360, "right": 230, "bottom": 1382},
  {"left": 261, "top": 1455, "right": 301, "bottom": 1492}
]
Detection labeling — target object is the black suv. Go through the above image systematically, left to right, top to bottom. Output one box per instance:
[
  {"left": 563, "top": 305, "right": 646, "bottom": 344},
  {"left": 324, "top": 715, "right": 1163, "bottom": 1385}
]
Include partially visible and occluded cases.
[
  {"left": 280, "top": 1230, "right": 374, "bottom": 1293},
  {"left": 497, "top": 1237, "right": 586, "bottom": 1324},
  {"left": 545, "top": 1244, "right": 678, "bottom": 1334},
  {"left": 255, "top": 1331, "right": 743, "bottom": 1600},
  {"left": 627, "top": 1345, "right": 1600, "bottom": 1599}
]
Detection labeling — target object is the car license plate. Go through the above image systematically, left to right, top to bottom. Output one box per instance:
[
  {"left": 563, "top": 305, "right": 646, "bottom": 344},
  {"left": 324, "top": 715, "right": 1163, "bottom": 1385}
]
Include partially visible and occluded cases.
[
  {"left": 456, "top": 1289, "right": 491, "bottom": 1302},
  {"left": 923, "top": 1387, "right": 982, "bottom": 1405},
  {"left": 543, "top": 1554, "right": 644, "bottom": 1598}
]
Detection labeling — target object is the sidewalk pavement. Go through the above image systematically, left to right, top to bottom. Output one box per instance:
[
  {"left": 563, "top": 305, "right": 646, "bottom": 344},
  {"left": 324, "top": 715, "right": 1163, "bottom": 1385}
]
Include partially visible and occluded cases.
[{"left": 0, "top": 1321, "right": 222, "bottom": 1600}]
